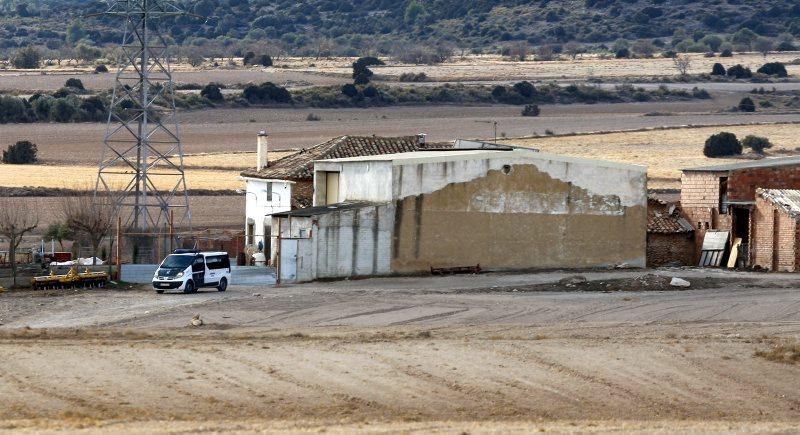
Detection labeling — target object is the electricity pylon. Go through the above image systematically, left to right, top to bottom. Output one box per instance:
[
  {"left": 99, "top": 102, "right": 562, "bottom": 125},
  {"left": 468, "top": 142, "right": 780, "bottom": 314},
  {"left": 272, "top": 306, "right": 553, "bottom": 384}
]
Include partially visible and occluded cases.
[{"left": 94, "top": 0, "right": 192, "bottom": 233}]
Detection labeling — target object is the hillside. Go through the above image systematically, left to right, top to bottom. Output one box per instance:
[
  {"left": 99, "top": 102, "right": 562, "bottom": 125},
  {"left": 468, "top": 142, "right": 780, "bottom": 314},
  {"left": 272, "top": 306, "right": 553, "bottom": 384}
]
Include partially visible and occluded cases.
[{"left": 0, "top": 0, "right": 799, "bottom": 55}]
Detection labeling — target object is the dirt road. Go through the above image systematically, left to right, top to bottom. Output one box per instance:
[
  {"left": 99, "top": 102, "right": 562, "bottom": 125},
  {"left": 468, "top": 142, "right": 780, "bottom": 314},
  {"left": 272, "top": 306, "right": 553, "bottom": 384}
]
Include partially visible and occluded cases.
[{"left": 1, "top": 271, "right": 799, "bottom": 432}]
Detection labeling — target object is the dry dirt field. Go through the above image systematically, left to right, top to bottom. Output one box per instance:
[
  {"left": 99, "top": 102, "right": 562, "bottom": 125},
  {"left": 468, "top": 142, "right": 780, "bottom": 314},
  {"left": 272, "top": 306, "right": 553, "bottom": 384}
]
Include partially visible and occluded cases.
[
  {"left": 309, "top": 52, "right": 800, "bottom": 82},
  {"left": 501, "top": 122, "right": 800, "bottom": 189},
  {"left": 2, "top": 196, "right": 244, "bottom": 237},
  {"left": 0, "top": 270, "right": 799, "bottom": 432}
]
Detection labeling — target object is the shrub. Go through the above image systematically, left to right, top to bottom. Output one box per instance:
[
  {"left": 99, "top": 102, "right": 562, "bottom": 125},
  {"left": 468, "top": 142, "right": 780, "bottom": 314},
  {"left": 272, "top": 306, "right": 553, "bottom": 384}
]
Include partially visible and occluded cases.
[
  {"left": 11, "top": 46, "right": 41, "bottom": 69},
  {"left": 615, "top": 48, "right": 630, "bottom": 58},
  {"left": 720, "top": 48, "right": 733, "bottom": 57},
  {"left": 242, "top": 51, "right": 256, "bottom": 65},
  {"left": 257, "top": 54, "right": 273, "bottom": 67},
  {"left": 352, "top": 56, "right": 384, "bottom": 85},
  {"left": 757, "top": 62, "right": 788, "bottom": 78},
  {"left": 711, "top": 63, "right": 726, "bottom": 76},
  {"left": 94, "top": 64, "right": 109, "bottom": 73},
  {"left": 727, "top": 64, "right": 752, "bottom": 79},
  {"left": 399, "top": 72, "right": 427, "bottom": 82},
  {"left": 65, "top": 78, "right": 85, "bottom": 90},
  {"left": 513, "top": 81, "right": 536, "bottom": 98},
  {"left": 242, "top": 82, "right": 292, "bottom": 104},
  {"left": 200, "top": 83, "right": 224, "bottom": 101},
  {"left": 341, "top": 83, "right": 358, "bottom": 98},
  {"left": 362, "top": 85, "right": 379, "bottom": 98},
  {"left": 491, "top": 85, "right": 507, "bottom": 98},
  {"left": 692, "top": 87, "right": 711, "bottom": 99},
  {"left": 738, "top": 97, "right": 756, "bottom": 112},
  {"left": 49, "top": 98, "right": 76, "bottom": 122},
  {"left": 521, "top": 104, "right": 540, "bottom": 117},
  {"left": 306, "top": 113, "right": 321, "bottom": 121},
  {"left": 703, "top": 132, "right": 742, "bottom": 157},
  {"left": 741, "top": 135, "right": 773, "bottom": 154},
  {"left": 2, "top": 140, "right": 38, "bottom": 164}
]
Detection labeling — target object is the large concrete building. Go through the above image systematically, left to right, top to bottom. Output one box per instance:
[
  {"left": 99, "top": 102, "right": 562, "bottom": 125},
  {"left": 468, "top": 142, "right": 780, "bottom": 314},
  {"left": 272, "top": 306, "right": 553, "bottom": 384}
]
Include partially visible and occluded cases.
[{"left": 272, "top": 149, "right": 647, "bottom": 282}]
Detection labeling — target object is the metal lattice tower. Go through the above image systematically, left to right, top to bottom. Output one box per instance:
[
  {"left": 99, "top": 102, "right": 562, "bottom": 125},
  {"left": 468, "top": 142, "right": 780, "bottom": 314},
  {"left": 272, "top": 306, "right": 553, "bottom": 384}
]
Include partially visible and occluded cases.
[{"left": 95, "top": 0, "right": 191, "bottom": 233}]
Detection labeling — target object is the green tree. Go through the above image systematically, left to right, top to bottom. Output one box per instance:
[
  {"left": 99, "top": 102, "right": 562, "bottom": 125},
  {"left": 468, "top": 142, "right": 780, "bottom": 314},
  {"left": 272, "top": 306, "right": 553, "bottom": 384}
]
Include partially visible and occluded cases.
[
  {"left": 404, "top": 1, "right": 425, "bottom": 25},
  {"left": 66, "top": 19, "right": 86, "bottom": 45},
  {"left": 701, "top": 35, "right": 723, "bottom": 52},
  {"left": 75, "top": 43, "right": 102, "bottom": 62},
  {"left": 11, "top": 46, "right": 42, "bottom": 69},
  {"left": 757, "top": 62, "right": 787, "bottom": 77},
  {"left": 711, "top": 63, "right": 726, "bottom": 76},
  {"left": 65, "top": 78, "right": 85, "bottom": 90},
  {"left": 201, "top": 83, "right": 224, "bottom": 101},
  {"left": 738, "top": 97, "right": 756, "bottom": 112},
  {"left": 49, "top": 98, "right": 77, "bottom": 122},
  {"left": 703, "top": 132, "right": 742, "bottom": 157},
  {"left": 741, "top": 135, "right": 773, "bottom": 154},
  {"left": 2, "top": 141, "right": 38, "bottom": 164},
  {"left": 44, "top": 222, "right": 74, "bottom": 250}
]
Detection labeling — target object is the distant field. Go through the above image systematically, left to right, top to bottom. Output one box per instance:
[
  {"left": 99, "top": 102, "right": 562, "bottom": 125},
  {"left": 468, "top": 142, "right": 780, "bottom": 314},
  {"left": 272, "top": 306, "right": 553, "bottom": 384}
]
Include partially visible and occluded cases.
[
  {"left": 2, "top": 53, "right": 798, "bottom": 92},
  {"left": 317, "top": 53, "right": 800, "bottom": 82},
  {"left": 6, "top": 103, "right": 800, "bottom": 166},
  {"left": 501, "top": 122, "right": 800, "bottom": 189},
  {"left": 0, "top": 163, "right": 240, "bottom": 190},
  {"left": 5, "top": 195, "right": 244, "bottom": 234}
]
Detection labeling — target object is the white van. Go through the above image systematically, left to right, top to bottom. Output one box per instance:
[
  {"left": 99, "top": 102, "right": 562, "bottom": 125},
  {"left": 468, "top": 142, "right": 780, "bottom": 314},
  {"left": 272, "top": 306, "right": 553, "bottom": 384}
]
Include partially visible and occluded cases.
[{"left": 152, "top": 250, "right": 231, "bottom": 294}]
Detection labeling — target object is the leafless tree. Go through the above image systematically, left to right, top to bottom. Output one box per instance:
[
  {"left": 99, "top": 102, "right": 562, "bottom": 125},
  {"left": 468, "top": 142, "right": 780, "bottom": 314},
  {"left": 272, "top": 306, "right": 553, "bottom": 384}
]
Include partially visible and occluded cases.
[
  {"left": 753, "top": 37, "right": 773, "bottom": 58},
  {"left": 508, "top": 41, "right": 530, "bottom": 61},
  {"left": 563, "top": 42, "right": 584, "bottom": 60},
  {"left": 535, "top": 45, "right": 556, "bottom": 61},
  {"left": 673, "top": 54, "right": 691, "bottom": 76},
  {"left": 61, "top": 192, "right": 114, "bottom": 266},
  {"left": 0, "top": 199, "right": 39, "bottom": 287}
]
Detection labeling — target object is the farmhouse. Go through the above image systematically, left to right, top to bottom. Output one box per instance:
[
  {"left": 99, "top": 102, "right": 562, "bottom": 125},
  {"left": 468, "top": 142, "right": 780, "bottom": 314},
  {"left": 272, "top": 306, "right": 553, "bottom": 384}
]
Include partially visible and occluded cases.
[
  {"left": 239, "top": 133, "right": 444, "bottom": 261},
  {"left": 271, "top": 148, "right": 647, "bottom": 282},
  {"left": 681, "top": 156, "right": 800, "bottom": 268}
]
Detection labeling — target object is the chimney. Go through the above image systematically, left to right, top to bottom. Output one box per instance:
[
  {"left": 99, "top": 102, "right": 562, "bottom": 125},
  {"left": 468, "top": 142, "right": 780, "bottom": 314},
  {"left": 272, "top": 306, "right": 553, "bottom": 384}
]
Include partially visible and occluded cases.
[
  {"left": 256, "top": 130, "right": 268, "bottom": 171},
  {"left": 417, "top": 133, "right": 427, "bottom": 147}
]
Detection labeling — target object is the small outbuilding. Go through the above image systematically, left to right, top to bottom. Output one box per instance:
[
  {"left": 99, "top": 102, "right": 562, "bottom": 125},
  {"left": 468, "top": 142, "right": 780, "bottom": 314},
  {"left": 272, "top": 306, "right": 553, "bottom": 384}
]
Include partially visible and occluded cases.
[
  {"left": 272, "top": 148, "right": 647, "bottom": 282},
  {"left": 752, "top": 189, "right": 800, "bottom": 272},
  {"left": 647, "top": 196, "right": 694, "bottom": 267}
]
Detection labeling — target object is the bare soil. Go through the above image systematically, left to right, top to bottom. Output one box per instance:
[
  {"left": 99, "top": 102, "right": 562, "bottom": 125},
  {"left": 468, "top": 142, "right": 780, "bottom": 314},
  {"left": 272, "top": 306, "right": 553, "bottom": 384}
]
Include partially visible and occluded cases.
[{"left": 0, "top": 271, "right": 799, "bottom": 432}]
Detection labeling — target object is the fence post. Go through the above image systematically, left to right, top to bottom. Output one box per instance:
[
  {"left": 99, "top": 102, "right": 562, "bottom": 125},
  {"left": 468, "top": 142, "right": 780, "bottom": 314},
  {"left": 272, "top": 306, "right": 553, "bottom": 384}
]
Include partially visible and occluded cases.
[{"left": 116, "top": 216, "right": 121, "bottom": 280}]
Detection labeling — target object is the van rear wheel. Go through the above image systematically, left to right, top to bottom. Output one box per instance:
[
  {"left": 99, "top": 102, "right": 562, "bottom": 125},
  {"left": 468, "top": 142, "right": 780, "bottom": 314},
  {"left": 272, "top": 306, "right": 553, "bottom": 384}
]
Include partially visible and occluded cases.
[
  {"left": 217, "top": 278, "right": 228, "bottom": 292},
  {"left": 183, "top": 280, "right": 195, "bottom": 294}
]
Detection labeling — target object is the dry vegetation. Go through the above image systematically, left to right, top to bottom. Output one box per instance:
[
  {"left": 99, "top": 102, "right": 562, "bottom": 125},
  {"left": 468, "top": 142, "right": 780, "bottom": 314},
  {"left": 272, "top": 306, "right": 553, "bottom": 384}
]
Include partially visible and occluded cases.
[
  {"left": 303, "top": 53, "right": 800, "bottom": 82},
  {"left": 501, "top": 122, "right": 800, "bottom": 189},
  {"left": 755, "top": 341, "right": 800, "bottom": 364}
]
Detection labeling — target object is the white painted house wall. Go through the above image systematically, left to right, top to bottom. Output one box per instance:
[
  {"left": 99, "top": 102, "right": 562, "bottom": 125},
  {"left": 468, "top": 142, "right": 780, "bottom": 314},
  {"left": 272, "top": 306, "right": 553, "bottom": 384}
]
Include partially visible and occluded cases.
[{"left": 243, "top": 177, "right": 292, "bottom": 251}]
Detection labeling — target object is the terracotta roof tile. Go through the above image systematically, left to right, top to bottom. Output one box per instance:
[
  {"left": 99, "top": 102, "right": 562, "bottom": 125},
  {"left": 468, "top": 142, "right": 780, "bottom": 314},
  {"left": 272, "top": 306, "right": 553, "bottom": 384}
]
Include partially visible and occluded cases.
[{"left": 241, "top": 135, "right": 449, "bottom": 181}]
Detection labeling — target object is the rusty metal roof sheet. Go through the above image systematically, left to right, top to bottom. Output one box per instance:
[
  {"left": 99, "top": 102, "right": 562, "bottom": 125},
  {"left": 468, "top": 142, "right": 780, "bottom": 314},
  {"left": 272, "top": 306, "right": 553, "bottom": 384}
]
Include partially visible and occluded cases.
[
  {"left": 240, "top": 135, "right": 449, "bottom": 181},
  {"left": 759, "top": 188, "right": 800, "bottom": 218}
]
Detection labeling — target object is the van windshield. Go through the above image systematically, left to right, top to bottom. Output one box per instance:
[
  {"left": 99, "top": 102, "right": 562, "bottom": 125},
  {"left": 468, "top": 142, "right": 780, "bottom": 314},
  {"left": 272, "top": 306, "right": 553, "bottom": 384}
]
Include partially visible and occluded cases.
[{"left": 160, "top": 255, "right": 195, "bottom": 269}]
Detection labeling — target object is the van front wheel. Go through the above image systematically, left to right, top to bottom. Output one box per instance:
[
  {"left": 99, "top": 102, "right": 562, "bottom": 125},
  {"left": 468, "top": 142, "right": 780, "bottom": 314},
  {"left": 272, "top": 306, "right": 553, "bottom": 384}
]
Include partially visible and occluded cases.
[
  {"left": 217, "top": 278, "right": 227, "bottom": 292},
  {"left": 183, "top": 280, "right": 195, "bottom": 294}
]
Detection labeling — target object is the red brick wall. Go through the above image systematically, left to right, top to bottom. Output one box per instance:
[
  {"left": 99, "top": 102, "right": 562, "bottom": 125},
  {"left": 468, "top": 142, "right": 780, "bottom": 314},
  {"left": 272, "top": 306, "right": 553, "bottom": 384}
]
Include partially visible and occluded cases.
[
  {"left": 729, "top": 166, "right": 800, "bottom": 202},
  {"left": 752, "top": 195, "right": 798, "bottom": 271},
  {"left": 646, "top": 233, "right": 695, "bottom": 267}
]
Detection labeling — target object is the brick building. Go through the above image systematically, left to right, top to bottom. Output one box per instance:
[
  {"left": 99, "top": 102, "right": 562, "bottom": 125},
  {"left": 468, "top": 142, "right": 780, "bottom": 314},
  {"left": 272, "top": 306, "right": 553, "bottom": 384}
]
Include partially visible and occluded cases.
[
  {"left": 681, "top": 157, "right": 800, "bottom": 267},
  {"left": 752, "top": 189, "right": 800, "bottom": 271},
  {"left": 647, "top": 197, "right": 695, "bottom": 267}
]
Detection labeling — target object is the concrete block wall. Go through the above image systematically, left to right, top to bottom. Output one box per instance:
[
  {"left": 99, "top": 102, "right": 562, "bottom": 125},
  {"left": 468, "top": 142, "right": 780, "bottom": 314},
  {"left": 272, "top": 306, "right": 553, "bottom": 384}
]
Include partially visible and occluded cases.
[{"left": 752, "top": 195, "right": 798, "bottom": 271}]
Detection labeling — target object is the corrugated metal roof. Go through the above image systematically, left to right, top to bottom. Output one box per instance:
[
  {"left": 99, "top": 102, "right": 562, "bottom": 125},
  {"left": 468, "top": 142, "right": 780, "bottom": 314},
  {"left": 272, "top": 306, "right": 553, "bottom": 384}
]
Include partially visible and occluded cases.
[
  {"left": 240, "top": 135, "right": 448, "bottom": 181},
  {"left": 683, "top": 156, "right": 800, "bottom": 172},
  {"left": 759, "top": 188, "right": 800, "bottom": 218},
  {"left": 272, "top": 201, "right": 379, "bottom": 218}
]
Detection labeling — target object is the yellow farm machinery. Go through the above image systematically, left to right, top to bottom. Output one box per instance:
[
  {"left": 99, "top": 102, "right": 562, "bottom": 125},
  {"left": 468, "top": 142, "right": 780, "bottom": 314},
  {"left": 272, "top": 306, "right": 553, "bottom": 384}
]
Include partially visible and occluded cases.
[{"left": 31, "top": 267, "right": 109, "bottom": 290}]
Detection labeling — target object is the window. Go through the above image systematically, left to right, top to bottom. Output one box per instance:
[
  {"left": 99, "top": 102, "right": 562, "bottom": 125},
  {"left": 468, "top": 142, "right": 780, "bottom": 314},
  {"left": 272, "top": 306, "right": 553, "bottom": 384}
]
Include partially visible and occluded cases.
[
  {"left": 325, "top": 172, "right": 340, "bottom": 205},
  {"left": 719, "top": 177, "right": 729, "bottom": 213},
  {"left": 266, "top": 182, "right": 273, "bottom": 201},
  {"left": 247, "top": 223, "right": 255, "bottom": 245},
  {"left": 205, "top": 255, "right": 230, "bottom": 270},
  {"left": 192, "top": 256, "right": 205, "bottom": 272}
]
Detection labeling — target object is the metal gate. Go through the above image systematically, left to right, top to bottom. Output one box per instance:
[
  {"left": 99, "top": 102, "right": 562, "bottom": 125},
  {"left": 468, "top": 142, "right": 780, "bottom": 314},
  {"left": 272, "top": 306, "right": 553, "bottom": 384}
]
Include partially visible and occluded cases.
[{"left": 280, "top": 239, "right": 298, "bottom": 282}]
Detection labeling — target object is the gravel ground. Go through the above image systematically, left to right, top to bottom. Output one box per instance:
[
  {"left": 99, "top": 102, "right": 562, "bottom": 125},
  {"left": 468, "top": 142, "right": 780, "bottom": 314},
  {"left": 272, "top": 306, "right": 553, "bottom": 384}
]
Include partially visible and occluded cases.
[{"left": 0, "top": 270, "right": 799, "bottom": 432}]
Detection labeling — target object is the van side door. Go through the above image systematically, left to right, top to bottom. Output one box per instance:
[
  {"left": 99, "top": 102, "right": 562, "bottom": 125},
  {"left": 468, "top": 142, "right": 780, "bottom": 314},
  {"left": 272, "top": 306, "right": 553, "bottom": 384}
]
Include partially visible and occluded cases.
[{"left": 192, "top": 255, "right": 205, "bottom": 286}]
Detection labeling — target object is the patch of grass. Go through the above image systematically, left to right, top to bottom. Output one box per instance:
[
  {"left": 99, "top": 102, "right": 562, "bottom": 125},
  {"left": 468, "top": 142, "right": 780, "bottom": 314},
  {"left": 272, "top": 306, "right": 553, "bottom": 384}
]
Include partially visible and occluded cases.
[{"left": 754, "top": 342, "right": 800, "bottom": 364}]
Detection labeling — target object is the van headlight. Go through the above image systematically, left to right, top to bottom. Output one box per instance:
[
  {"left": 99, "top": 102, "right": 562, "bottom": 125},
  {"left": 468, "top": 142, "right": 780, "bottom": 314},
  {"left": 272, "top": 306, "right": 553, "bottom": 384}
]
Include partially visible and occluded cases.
[{"left": 176, "top": 271, "right": 184, "bottom": 278}]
